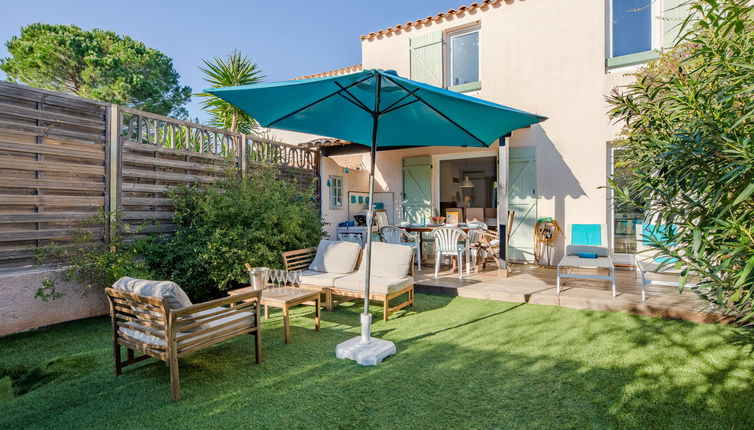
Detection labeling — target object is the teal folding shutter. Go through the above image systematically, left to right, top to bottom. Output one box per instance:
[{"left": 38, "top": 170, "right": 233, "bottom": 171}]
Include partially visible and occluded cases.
[
  {"left": 410, "top": 31, "right": 443, "bottom": 87},
  {"left": 402, "top": 156, "right": 432, "bottom": 224}
]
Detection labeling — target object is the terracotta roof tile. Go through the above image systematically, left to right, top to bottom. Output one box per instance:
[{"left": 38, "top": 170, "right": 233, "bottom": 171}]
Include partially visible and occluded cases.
[
  {"left": 360, "top": 0, "right": 502, "bottom": 41},
  {"left": 291, "top": 64, "right": 363, "bottom": 80},
  {"left": 298, "top": 138, "right": 352, "bottom": 149}
]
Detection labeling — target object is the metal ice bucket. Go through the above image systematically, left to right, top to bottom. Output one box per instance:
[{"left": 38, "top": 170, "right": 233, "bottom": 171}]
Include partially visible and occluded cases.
[{"left": 248, "top": 267, "right": 269, "bottom": 290}]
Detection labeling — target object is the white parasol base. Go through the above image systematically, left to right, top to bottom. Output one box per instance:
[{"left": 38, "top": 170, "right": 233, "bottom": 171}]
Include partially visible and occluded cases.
[
  {"left": 335, "top": 313, "right": 396, "bottom": 365},
  {"left": 336, "top": 336, "right": 396, "bottom": 366}
]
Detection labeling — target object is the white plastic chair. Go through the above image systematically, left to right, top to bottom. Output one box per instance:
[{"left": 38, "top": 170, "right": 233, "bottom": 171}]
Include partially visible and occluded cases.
[
  {"left": 380, "top": 226, "right": 421, "bottom": 270},
  {"left": 432, "top": 227, "right": 469, "bottom": 279},
  {"left": 337, "top": 232, "right": 363, "bottom": 247}
]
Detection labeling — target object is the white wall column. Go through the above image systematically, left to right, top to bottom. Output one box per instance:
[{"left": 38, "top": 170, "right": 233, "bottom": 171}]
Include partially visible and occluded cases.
[{"left": 497, "top": 136, "right": 510, "bottom": 274}]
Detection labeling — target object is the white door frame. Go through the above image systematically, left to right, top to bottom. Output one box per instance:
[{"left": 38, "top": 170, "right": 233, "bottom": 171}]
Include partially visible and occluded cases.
[
  {"left": 608, "top": 144, "right": 637, "bottom": 265},
  {"left": 431, "top": 150, "right": 499, "bottom": 213}
]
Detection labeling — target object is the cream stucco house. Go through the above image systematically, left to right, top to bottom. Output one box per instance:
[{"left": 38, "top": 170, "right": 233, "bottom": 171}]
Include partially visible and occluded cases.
[{"left": 271, "top": 0, "right": 689, "bottom": 265}]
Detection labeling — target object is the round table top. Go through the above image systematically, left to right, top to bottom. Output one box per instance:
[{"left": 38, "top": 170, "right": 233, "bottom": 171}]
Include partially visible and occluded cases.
[{"left": 399, "top": 224, "right": 478, "bottom": 232}]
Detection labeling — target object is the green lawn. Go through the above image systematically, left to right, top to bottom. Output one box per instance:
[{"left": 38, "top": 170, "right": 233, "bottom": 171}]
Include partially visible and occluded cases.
[{"left": 1, "top": 293, "right": 753, "bottom": 429}]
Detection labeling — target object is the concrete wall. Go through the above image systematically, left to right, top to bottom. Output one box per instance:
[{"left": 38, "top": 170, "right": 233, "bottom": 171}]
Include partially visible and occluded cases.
[
  {"left": 356, "top": 0, "right": 635, "bottom": 259},
  {"left": 0, "top": 268, "right": 109, "bottom": 337}
]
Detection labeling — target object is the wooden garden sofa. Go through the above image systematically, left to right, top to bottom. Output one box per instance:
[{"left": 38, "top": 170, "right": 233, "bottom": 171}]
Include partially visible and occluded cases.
[
  {"left": 282, "top": 240, "right": 363, "bottom": 310},
  {"left": 284, "top": 242, "right": 415, "bottom": 321},
  {"left": 105, "top": 277, "right": 262, "bottom": 402}
]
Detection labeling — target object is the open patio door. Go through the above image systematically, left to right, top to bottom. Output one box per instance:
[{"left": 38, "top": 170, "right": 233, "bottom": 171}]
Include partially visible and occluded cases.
[
  {"left": 508, "top": 147, "right": 537, "bottom": 262},
  {"left": 402, "top": 156, "right": 432, "bottom": 224}
]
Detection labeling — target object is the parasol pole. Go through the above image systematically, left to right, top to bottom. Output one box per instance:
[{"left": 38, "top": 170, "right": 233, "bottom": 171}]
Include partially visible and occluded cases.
[{"left": 360, "top": 71, "right": 382, "bottom": 342}]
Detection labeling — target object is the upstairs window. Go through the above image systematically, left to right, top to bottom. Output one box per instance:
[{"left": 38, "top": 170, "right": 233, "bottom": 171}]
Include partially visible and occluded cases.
[
  {"left": 611, "top": 0, "right": 653, "bottom": 57},
  {"left": 448, "top": 26, "right": 480, "bottom": 91},
  {"left": 409, "top": 27, "right": 481, "bottom": 92}
]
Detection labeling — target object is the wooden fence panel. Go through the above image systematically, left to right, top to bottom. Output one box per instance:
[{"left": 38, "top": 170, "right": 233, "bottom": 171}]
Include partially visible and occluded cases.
[
  {"left": 0, "top": 82, "right": 108, "bottom": 270},
  {"left": 0, "top": 82, "right": 321, "bottom": 271},
  {"left": 117, "top": 108, "right": 241, "bottom": 239},
  {"left": 117, "top": 111, "right": 320, "bottom": 240},
  {"left": 246, "top": 135, "right": 320, "bottom": 194}
]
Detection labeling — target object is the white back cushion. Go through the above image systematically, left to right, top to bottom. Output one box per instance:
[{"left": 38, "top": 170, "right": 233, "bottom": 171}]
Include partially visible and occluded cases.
[
  {"left": 308, "top": 240, "right": 362, "bottom": 274},
  {"left": 357, "top": 242, "right": 413, "bottom": 279},
  {"left": 113, "top": 277, "right": 193, "bottom": 310}
]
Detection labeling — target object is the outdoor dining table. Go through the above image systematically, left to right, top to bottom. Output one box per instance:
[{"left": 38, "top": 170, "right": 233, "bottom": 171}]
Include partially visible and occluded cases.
[{"left": 399, "top": 224, "right": 480, "bottom": 263}]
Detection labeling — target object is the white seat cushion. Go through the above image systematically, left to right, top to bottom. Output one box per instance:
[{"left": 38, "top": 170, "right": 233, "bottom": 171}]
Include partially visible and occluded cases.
[
  {"left": 308, "top": 240, "right": 362, "bottom": 274},
  {"left": 357, "top": 242, "right": 413, "bottom": 279},
  {"left": 558, "top": 255, "right": 613, "bottom": 270},
  {"left": 300, "top": 270, "right": 350, "bottom": 287},
  {"left": 333, "top": 273, "right": 412, "bottom": 295},
  {"left": 112, "top": 277, "right": 193, "bottom": 311},
  {"left": 112, "top": 277, "right": 213, "bottom": 331},
  {"left": 118, "top": 307, "right": 254, "bottom": 348}
]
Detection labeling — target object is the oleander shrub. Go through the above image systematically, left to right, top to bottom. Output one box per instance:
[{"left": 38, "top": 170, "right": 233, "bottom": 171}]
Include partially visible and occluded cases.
[{"left": 608, "top": 0, "right": 754, "bottom": 322}]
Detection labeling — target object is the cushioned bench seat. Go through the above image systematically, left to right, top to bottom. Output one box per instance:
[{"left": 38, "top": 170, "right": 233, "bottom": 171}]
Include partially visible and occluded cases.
[
  {"left": 300, "top": 270, "right": 351, "bottom": 287},
  {"left": 333, "top": 273, "right": 413, "bottom": 295},
  {"left": 119, "top": 306, "right": 255, "bottom": 348}
]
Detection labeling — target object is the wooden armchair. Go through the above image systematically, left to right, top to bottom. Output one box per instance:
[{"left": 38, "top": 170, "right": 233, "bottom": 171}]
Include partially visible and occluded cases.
[
  {"left": 475, "top": 229, "right": 502, "bottom": 271},
  {"left": 105, "top": 287, "right": 262, "bottom": 402}
]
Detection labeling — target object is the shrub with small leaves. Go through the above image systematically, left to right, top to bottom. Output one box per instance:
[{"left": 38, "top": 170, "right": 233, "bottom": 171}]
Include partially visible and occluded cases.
[{"left": 144, "top": 166, "right": 323, "bottom": 301}]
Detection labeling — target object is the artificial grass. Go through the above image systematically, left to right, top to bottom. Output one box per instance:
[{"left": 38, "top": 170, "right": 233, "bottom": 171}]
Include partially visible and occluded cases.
[{"left": 1, "top": 293, "right": 753, "bottom": 429}]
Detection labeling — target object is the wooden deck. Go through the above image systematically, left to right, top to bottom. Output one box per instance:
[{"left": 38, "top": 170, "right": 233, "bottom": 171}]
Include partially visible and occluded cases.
[{"left": 414, "top": 262, "right": 725, "bottom": 323}]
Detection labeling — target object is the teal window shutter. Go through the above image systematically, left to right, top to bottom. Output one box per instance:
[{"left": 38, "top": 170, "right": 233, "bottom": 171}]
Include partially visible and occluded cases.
[
  {"left": 663, "top": 0, "right": 690, "bottom": 49},
  {"left": 410, "top": 31, "right": 443, "bottom": 87}
]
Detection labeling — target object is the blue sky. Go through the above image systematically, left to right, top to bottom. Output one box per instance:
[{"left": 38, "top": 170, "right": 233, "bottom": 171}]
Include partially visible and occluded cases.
[{"left": 0, "top": 0, "right": 464, "bottom": 121}]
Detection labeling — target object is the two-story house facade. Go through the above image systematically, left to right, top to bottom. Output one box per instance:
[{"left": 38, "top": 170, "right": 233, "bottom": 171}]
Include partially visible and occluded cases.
[{"left": 287, "top": 0, "right": 689, "bottom": 264}]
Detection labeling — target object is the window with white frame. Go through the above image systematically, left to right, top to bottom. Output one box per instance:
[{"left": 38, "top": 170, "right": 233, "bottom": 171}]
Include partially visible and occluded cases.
[
  {"left": 611, "top": 0, "right": 654, "bottom": 58},
  {"left": 447, "top": 26, "right": 480, "bottom": 89},
  {"left": 609, "top": 146, "right": 644, "bottom": 254},
  {"left": 329, "top": 175, "right": 343, "bottom": 209}
]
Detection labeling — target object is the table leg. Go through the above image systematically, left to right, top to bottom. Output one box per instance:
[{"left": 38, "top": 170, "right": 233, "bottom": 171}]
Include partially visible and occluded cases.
[
  {"left": 418, "top": 233, "right": 424, "bottom": 262},
  {"left": 315, "top": 296, "right": 321, "bottom": 331},
  {"left": 264, "top": 304, "right": 269, "bottom": 320},
  {"left": 283, "top": 305, "right": 291, "bottom": 344}
]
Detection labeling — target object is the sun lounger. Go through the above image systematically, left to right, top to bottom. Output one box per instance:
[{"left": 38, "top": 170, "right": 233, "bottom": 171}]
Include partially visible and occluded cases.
[
  {"left": 633, "top": 224, "right": 697, "bottom": 301},
  {"left": 556, "top": 245, "right": 616, "bottom": 297}
]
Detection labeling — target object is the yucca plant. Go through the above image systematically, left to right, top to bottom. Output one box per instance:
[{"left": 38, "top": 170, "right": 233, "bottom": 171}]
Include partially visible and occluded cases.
[
  {"left": 608, "top": 0, "right": 754, "bottom": 322},
  {"left": 196, "top": 50, "right": 264, "bottom": 133}
]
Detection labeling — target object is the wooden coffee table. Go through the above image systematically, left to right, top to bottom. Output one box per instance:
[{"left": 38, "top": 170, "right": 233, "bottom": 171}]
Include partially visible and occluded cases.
[{"left": 228, "top": 286, "right": 320, "bottom": 344}]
